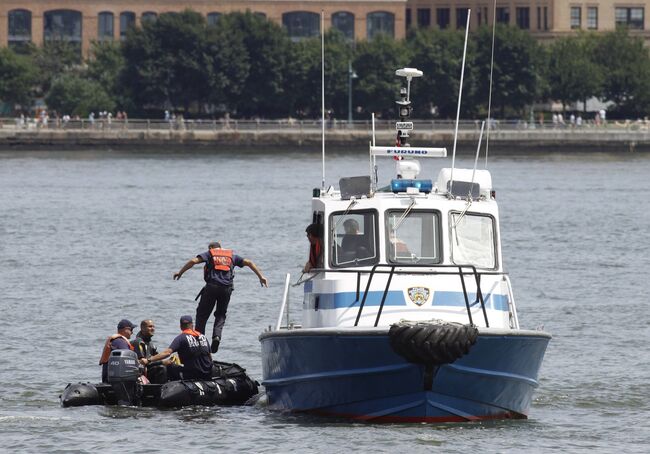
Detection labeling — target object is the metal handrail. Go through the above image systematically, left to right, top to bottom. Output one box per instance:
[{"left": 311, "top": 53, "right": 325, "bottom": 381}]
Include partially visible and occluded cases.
[
  {"left": 350, "top": 263, "right": 490, "bottom": 328},
  {"left": 275, "top": 273, "right": 291, "bottom": 331}
]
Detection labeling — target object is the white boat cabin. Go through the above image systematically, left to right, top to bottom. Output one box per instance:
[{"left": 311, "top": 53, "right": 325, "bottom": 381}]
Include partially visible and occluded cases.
[{"left": 302, "top": 161, "right": 519, "bottom": 332}]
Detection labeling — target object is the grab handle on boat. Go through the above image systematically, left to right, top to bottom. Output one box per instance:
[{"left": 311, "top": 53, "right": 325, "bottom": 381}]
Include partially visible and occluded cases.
[{"left": 275, "top": 273, "right": 291, "bottom": 331}]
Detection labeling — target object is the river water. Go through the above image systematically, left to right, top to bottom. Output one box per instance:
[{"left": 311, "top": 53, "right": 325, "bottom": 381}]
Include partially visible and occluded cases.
[{"left": 1, "top": 148, "right": 648, "bottom": 453}]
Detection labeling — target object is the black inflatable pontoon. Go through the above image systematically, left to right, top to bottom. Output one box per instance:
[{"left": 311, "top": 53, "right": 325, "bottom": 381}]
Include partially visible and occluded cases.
[{"left": 61, "top": 350, "right": 259, "bottom": 408}]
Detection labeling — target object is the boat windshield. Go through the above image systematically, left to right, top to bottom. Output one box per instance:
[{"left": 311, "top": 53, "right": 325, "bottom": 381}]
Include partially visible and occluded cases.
[
  {"left": 385, "top": 210, "right": 440, "bottom": 264},
  {"left": 330, "top": 211, "right": 378, "bottom": 267},
  {"left": 450, "top": 212, "right": 496, "bottom": 269}
]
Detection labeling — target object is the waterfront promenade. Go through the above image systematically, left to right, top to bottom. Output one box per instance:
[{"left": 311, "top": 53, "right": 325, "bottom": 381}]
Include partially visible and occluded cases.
[{"left": 2, "top": 117, "right": 649, "bottom": 152}]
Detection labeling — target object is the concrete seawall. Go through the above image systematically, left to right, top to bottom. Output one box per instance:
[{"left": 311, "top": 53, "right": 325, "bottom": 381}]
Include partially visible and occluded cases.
[{"left": 1, "top": 126, "right": 649, "bottom": 152}]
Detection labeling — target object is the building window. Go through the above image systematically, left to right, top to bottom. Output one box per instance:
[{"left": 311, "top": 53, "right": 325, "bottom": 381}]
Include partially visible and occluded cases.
[
  {"left": 570, "top": 6, "right": 581, "bottom": 29},
  {"left": 477, "top": 7, "right": 488, "bottom": 26},
  {"left": 496, "top": 7, "right": 510, "bottom": 24},
  {"left": 516, "top": 7, "right": 530, "bottom": 29},
  {"left": 544, "top": 7, "right": 548, "bottom": 30},
  {"left": 587, "top": 7, "right": 598, "bottom": 29},
  {"left": 616, "top": 7, "right": 644, "bottom": 30},
  {"left": 436, "top": 8, "right": 450, "bottom": 29},
  {"left": 456, "top": 8, "right": 469, "bottom": 29},
  {"left": 8, "top": 9, "right": 32, "bottom": 51},
  {"left": 44, "top": 9, "right": 82, "bottom": 57},
  {"left": 406, "top": 9, "right": 412, "bottom": 30},
  {"left": 417, "top": 9, "right": 431, "bottom": 28},
  {"left": 283, "top": 11, "right": 320, "bottom": 41},
  {"left": 332, "top": 11, "right": 354, "bottom": 41},
  {"left": 367, "top": 11, "right": 394, "bottom": 39},
  {"left": 97, "top": 12, "right": 113, "bottom": 41},
  {"left": 120, "top": 12, "right": 135, "bottom": 40},
  {"left": 142, "top": 12, "right": 157, "bottom": 23},
  {"left": 207, "top": 12, "right": 221, "bottom": 26}
]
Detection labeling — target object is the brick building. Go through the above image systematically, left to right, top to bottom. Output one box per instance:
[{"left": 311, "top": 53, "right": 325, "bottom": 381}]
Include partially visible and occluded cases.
[{"left": 2, "top": 1, "right": 650, "bottom": 57}]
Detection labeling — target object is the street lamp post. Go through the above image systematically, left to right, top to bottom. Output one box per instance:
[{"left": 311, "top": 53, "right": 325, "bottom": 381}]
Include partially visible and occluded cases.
[{"left": 348, "top": 61, "right": 357, "bottom": 127}]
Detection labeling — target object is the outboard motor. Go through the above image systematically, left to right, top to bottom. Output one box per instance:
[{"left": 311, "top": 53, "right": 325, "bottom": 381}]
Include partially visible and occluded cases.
[{"left": 107, "top": 349, "right": 141, "bottom": 406}]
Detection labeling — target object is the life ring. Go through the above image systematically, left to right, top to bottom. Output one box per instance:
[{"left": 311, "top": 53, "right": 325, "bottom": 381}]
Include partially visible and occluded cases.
[{"left": 388, "top": 320, "right": 478, "bottom": 365}]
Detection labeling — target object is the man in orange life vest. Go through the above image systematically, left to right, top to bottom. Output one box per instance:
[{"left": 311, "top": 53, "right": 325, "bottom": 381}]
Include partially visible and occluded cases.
[
  {"left": 173, "top": 242, "right": 268, "bottom": 353},
  {"left": 140, "top": 315, "right": 213, "bottom": 380},
  {"left": 99, "top": 319, "right": 136, "bottom": 382}
]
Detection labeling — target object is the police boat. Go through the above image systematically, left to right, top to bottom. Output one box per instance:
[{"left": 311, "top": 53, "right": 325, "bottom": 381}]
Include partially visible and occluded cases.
[
  {"left": 259, "top": 66, "right": 551, "bottom": 422},
  {"left": 60, "top": 349, "right": 259, "bottom": 408}
]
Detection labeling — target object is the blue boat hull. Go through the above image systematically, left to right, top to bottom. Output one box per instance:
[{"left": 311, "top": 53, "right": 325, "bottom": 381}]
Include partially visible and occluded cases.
[{"left": 260, "top": 328, "right": 550, "bottom": 422}]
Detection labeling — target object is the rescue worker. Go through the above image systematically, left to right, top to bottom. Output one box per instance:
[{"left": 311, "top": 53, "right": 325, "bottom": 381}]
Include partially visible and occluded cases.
[
  {"left": 303, "top": 223, "right": 323, "bottom": 273},
  {"left": 173, "top": 242, "right": 268, "bottom": 353},
  {"left": 140, "top": 315, "right": 213, "bottom": 381},
  {"left": 99, "top": 319, "right": 136, "bottom": 382},
  {"left": 132, "top": 319, "right": 168, "bottom": 384}
]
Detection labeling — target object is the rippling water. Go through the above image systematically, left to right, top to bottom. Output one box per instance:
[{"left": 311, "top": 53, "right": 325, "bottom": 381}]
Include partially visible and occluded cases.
[{"left": 1, "top": 149, "right": 648, "bottom": 453}]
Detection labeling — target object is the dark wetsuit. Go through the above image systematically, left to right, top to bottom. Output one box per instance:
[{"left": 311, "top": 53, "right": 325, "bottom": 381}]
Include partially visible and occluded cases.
[{"left": 195, "top": 250, "right": 245, "bottom": 343}]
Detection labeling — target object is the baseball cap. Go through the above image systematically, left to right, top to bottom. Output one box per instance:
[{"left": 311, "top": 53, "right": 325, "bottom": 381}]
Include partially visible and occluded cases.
[
  {"left": 180, "top": 315, "right": 193, "bottom": 324},
  {"left": 117, "top": 319, "right": 136, "bottom": 330}
]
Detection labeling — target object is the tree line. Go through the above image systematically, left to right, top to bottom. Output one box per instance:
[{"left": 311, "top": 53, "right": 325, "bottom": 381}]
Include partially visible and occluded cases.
[{"left": 1, "top": 9, "right": 650, "bottom": 120}]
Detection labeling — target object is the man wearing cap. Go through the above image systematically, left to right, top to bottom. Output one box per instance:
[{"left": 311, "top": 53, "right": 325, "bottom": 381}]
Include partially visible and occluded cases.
[
  {"left": 173, "top": 241, "right": 269, "bottom": 354},
  {"left": 140, "top": 315, "right": 213, "bottom": 381},
  {"left": 99, "top": 319, "right": 136, "bottom": 382}
]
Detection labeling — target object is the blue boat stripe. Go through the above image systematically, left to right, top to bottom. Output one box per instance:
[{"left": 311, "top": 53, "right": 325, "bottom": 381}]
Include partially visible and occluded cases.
[
  {"left": 307, "top": 291, "right": 509, "bottom": 311},
  {"left": 262, "top": 363, "right": 412, "bottom": 386},
  {"left": 447, "top": 364, "right": 539, "bottom": 387}
]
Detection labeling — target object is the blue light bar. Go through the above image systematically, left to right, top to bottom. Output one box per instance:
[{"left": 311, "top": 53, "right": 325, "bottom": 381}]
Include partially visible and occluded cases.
[{"left": 390, "top": 179, "right": 433, "bottom": 193}]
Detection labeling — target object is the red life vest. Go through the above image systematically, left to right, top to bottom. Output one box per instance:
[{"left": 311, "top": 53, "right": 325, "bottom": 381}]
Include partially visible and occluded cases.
[
  {"left": 309, "top": 238, "right": 322, "bottom": 268},
  {"left": 209, "top": 248, "right": 234, "bottom": 272},
  {"left": 99, "top": 334, "right": 134, "bottom": 365}
]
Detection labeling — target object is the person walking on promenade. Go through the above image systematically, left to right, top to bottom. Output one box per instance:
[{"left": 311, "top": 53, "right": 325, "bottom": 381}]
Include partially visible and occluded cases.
[{"left": 173, "top": 242, "right": 268, "bottom": 353}]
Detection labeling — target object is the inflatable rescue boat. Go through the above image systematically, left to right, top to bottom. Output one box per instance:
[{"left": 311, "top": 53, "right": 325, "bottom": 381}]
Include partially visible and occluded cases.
[{"left": 61, "top": 349, "right": 259, "bottom": 408}]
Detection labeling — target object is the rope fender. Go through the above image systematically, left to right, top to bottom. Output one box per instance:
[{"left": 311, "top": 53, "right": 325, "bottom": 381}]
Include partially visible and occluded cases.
[{"left": 388, "top": 320, "right": 478, "bottom": 365}]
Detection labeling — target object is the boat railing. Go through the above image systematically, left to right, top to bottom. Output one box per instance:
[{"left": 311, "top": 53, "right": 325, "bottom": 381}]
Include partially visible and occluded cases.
[{"left": 326, "top": 264, "right": 493, "bottom": 328}]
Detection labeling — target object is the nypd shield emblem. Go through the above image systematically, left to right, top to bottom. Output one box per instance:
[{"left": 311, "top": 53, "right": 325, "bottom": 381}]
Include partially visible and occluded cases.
[{"left": 407, "top": 287, "right": 430, "bottom": 306}]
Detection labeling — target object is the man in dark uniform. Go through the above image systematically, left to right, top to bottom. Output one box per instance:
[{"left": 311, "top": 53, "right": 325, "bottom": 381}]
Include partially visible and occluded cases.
[
  {"left": 173, "top": 242, "right": 268, "bottom": 353},
  {"left": 140, "top": 315, "right": 213, "bottom": 381},
  {"left": 99, "top": 319, "right": 136, "bottom": 382},
  {"left": 132, "top": 319, "right": 167, "bottom": 383}
]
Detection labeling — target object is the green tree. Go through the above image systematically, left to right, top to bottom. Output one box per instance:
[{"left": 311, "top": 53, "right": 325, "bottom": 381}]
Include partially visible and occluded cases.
[
  {"left": 121, "top": 10, "right": 214, "bottom": 114},
  {"left": 218, "top": 11, "right": 290, "bottom": 118},
  {"left": 473, "top": 25, "right": 542, "bottom": 117},
  {"left": 406, "top": 28, "right": 476, "bottom": 118},
  {"left": 592, "top": 28, "right": 650, "bottom": 116},
  {"left": 547, "top": 34, "right": 603, "bottom": 111},
  {"left": 353, "top": 35, "right": 410, "bottom": 118},
  {"left": 28, "top": 41, "right": 80, "bottom": 96},
  {"left": 87, "top": 41, "right": 128, "bottom": 109},
  {"left": 0, "top": 48, "right": 37, "bottom": 108},
  {"left": 46, "top": 74, "right": 115, "bottom": 116}
]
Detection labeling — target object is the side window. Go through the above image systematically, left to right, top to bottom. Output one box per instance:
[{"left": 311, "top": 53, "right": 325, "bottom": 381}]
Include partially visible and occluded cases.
[
  {"left": 386, "top": 210, "right": 440, "bottom": 264},
  {"left": 330, "top": 211, "right": 378, "bottom": 267},
  {"left": 450, "top": 212, "right": 496, "bottom": 269}
]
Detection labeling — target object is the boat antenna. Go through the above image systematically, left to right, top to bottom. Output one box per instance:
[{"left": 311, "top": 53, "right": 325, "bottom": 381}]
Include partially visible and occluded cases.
[
  {"left": 485, "top": 0, "right": 497, "bottom": 168},
  {"left": 321, "top": 9, "right": 326, "bottom": 190},
  {"left": 449, "top": 9, "right": 471, "bottom": 197}
]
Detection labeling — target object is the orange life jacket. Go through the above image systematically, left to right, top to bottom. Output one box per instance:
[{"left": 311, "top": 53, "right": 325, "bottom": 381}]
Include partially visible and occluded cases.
[
  {"left": 209, "top": 248, "right": 233, "bottom": 272},
  {"left": 181, "top": 328, "right": 203, "bottom": 337},
  {"left": 99, "top": 334, "right": 134, "bottom": 365}
]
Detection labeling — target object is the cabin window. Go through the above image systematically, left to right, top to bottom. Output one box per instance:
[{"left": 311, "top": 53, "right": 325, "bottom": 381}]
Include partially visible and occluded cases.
[
  {"left": 385, "top": 210, "right": 440, "bottom": 265},
  {"left": 330, "top": 211, "right": 378, "bottom": 267},
  {"left": 449, "top": 212, "right": 496, "bottom": 269}
]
